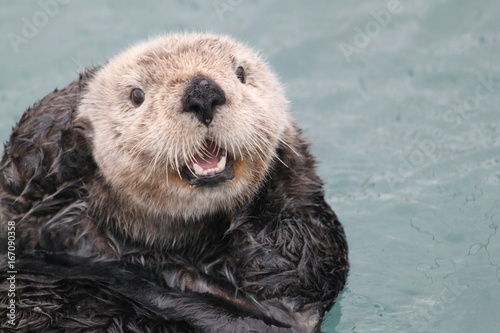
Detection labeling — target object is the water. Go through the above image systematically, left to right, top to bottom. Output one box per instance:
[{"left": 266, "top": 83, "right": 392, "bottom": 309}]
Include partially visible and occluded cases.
[{"left": 1, "top": 1, "right": 499, "bottom": 332}]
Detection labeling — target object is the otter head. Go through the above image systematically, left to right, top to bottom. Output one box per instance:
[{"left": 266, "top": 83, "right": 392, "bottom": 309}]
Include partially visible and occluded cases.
[{"left": 76, "top": 33, "right": 292, "bottom": 225}]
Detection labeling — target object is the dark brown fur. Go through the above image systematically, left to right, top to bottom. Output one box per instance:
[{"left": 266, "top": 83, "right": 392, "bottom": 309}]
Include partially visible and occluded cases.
[{"left": 0, "top": 68, "right": 349, "bottom": 332}]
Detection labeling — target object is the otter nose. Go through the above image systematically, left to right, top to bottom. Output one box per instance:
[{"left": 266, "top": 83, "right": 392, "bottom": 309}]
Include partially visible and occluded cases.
[{"left": 182, "top": 76, "right": 226, "bottom": 126}]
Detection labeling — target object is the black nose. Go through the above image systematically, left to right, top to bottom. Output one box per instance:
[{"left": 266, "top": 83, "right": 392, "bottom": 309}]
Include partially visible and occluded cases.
[{"left": 182, "top": 76, "right": 226, "bottom": 126}]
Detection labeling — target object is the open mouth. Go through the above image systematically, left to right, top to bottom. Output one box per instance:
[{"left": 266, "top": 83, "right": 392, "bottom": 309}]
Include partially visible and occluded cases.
[{"left": 182, "top": 140, "right": 235, "bottom": 187}]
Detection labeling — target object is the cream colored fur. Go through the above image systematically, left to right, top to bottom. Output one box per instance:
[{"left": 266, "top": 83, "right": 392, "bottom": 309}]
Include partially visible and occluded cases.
[{"left": 76, "top": 32, "right": 293, "bottom": 225}]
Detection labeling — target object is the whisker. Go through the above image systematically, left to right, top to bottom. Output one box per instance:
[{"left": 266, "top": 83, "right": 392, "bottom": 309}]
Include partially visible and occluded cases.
[
  {"left": 278, "top": 137, "right": 299, "bottom": 156},
  {"left": 173, "top": 141, "right": 182, "bottom": 178}
]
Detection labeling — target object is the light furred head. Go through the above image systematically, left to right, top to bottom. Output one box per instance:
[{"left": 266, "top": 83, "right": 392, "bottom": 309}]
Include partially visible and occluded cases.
[{"left": 76, "top": 33, "right": 292, "bottom": 224}]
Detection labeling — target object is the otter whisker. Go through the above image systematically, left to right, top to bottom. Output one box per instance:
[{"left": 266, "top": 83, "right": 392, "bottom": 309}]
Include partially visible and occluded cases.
[
  {"left": 126, "top": 125, "right": 154, "bottom": 157},
  {"left": 222, "top": 135, "right": 230, "bottom": 157},
  {"left": 246, "top": 135, "right": 267, "bottom": 164},
  {"left": 181, "top": 136, "right": 188, "bottom": 168},
  {"left": 183, "top": 136, "right": 198, "bottom": 178},
  {"left": 187, "top": 136, "right": 197, "bottom": 166},
  {"left": 278, "top": 137, "right": 299, "bottom": 156},
  {"left": 229, "top": 140, "right": 239, "bottom": 161},
  {"left": 173, "top": 141, "right": 182, "bottom": 178},
  {"left": 215, "top": 141, "right": 221, "bottom": 157},
  {"left": 230, "top": 141, "right": 245, "bottom": 160},
  {"left": 242, "top": 144, "right": 254, "bottom": 162},
  {"left": 151, "top": 147, "right": 166, "bottom": 179},
  {"left": 273, "top": 153, "right": 288, "bottom": 169}
]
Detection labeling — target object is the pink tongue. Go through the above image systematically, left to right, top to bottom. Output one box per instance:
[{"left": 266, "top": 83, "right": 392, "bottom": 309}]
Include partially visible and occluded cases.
[{"left": 192, "top": 141, "right": 221, "bottom": 169}]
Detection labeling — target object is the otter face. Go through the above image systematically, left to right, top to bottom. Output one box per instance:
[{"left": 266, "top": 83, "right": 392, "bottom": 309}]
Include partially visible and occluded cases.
[{"left": 76, "top": 33, "right": 291, "bottom": 220}]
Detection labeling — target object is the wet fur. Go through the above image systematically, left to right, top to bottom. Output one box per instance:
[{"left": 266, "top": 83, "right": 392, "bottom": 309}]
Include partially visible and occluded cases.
[{"left": 0, "top": 34, "right": 348, "bottom": 332}]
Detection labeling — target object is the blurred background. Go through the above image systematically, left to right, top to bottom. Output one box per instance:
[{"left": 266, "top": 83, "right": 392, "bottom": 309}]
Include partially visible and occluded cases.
[{"left": 1, "top": 1, "right": 499, "bottom": 332}]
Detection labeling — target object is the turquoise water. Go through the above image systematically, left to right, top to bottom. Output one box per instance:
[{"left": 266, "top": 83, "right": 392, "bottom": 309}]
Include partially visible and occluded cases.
[{"left": 1, "top": 1, "right": 499, "bottom": 332}]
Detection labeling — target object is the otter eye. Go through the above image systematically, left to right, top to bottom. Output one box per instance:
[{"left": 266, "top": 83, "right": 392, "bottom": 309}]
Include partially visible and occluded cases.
[
  {"left": 236, "top": 66, "right": 245, "bottom": 84},
  {"left": 130, "top": 88, "right": 145, "bottom": 106}
]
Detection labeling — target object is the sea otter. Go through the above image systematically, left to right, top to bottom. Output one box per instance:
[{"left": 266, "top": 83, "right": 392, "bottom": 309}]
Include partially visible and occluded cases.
[{"left": 0, "top": 33, "right": 349, "bottom": 332}]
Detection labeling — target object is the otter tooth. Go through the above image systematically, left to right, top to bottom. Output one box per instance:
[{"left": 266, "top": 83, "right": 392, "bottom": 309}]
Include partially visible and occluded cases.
[
  {"left": 217, "top": 155, "right": 227, "bottom": 171},
  {"left": 192, "top": 160, "right": 225, "bottom": 176},
  {"left": 192, "top": 163, "right": 204, "bottom": 175}
]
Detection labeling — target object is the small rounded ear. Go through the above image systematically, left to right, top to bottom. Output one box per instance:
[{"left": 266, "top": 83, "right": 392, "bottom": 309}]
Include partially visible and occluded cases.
[{"left": 73, "top": 112, "right": 96, "bottom": 148}]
